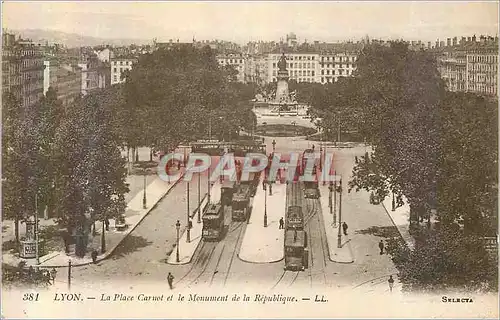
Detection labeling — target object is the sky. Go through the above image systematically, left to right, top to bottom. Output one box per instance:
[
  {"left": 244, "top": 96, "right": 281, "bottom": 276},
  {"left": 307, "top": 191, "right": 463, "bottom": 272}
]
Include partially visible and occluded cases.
[{"left": 2, "top": 1, "right": 499, "bottom": 44}]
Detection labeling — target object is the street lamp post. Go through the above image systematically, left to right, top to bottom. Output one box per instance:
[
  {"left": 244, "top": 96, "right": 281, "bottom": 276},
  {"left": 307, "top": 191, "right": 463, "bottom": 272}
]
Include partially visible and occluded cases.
[
  {"left": 272, "top": 139, "right": 276, "bottom": 153},
  {"left": 333, "top": 171, "right": 337, "bottom": 225},
  {"left": 197, "top": 172, "right": 201, "bottom": 223},
  {"left": 142, "top": 174, "right": 147, "bottom": 209},
  {"left": 337, "top": 178, "right": 343, "bottom": 248},
  {"left": 264, "top": 180, "right": 268, "bottom": 227},
  {"left": 187, "top": 182, "right": 191, "bottom": 243},
  {"left": 392, "top": 192, "right": 396, "bottom": 211},
  {"left": 35, "top": 193, "right": 40, "bottom": 265},
  {"left": 101, "top": 220, "right": 106, "bottom": 253},
  {"left": 175, "top": 220, "right": 180, "bottom": 263}
]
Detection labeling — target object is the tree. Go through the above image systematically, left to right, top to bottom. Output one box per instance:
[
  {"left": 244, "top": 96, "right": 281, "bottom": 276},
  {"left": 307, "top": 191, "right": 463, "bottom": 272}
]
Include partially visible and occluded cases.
[
  {"left": 343, "top": 41, "right": 498, "bottom": 290},
  {"left": 53, "top": 92, "right": 128, "bottom": 257}
]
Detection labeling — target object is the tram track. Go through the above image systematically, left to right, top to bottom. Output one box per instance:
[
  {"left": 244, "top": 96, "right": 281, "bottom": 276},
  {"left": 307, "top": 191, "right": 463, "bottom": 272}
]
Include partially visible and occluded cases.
[
  {"left": 222, "top": 222, "right": 246, "bottom": 286},
  {"left": 176, "top": 241, "right": 218, "bottom": 288},
  {"left": 271, "top": 270, "right": 300, "bottom": 290}
]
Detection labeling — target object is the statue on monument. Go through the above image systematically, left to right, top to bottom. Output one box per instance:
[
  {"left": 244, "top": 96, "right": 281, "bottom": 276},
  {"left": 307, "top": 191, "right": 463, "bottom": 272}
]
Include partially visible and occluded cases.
[{"left": 278, "top": 53, "right": 287, "bottom": 72}]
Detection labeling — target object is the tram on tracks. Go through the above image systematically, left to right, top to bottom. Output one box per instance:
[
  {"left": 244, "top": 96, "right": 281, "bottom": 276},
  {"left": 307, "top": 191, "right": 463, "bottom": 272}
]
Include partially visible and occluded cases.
[
  {"left": 220, "top": 180, "right": 236, "bottom": 207},
  {"left": 284, "top": 182, "right": 308, "bottom": 271},
  {"left": 231, "top": 184, "right": 252, "bottom": 221},
  {"left": 202, "top": 203, "right": 225, "bottom": 241},
  {"left": 284, "top": 229, "right": 308, "bottom": 271}
]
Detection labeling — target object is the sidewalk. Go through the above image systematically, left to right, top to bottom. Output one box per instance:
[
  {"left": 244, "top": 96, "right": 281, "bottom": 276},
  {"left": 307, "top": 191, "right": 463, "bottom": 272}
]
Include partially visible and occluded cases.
[
  {"left": 2, "top": 169, "right": 185, "bottom": 268},
  {"left": 238, "top": 176, "right": 285, "bottom": 263},
  {"left": 318, "top": 185, "right": 354, "bottom": 263},
  {"left": 166, "top": 193, "right": 208, "bottom": 265},
  {"left": 381, "top": 193, "right": 415, "bottom": 250},
  {"left": 353, "top": 273, "right": 403, "bottom": 295}
]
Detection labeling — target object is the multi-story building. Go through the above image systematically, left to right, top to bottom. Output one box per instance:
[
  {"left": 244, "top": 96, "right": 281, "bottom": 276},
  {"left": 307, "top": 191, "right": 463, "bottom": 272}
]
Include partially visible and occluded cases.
[
  {"left": 2, "top": 32, "right": 45, "bottom": 108},
  {"left": 437, "top": 36, "right": 498, "bottom": 96},
  {"left": 465, "top": 44, "right": 498, "bottom": 96},
  {"left": 95, "top": 48, "right": 114, "bottom": 63},
  {"left": 438, "top": 50, "right": 467, "bottom": 92},
  {"left": 267, "top": 52, "right": 319, "bottom": 83},
  {"left": 318, "top": 52, "right": 357, "bottom": 84},
  {"left": 217, "top": 53, "right": 246, "bottom": 82},
  {"left": 78, "top": 55, "right": 109, "bottom": 95},
  {"left": 111, "top": 57, "right": 135, "bottom": 85},
  {"left": 43, "top": 59, "right": 82, "bottom": 106}
]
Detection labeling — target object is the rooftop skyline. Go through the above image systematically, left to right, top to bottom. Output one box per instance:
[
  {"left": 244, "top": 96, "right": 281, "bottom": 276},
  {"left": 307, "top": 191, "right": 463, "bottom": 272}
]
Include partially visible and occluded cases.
[{"left": 3, "top": 1, "right": 499, "bottom": 44}]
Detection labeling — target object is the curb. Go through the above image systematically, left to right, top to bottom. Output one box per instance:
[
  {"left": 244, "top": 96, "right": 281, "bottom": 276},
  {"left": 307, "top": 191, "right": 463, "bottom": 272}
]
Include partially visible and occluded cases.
[
  {"left": 36, "top": 173, "right": 185, "bottom": 268},
  {"left": 164, "top": 194, "right": 208, "bottom": 265},
  {"left": 317, "top": 197, "right": 355, "bottom": 264},
  {"left": 381, "top": 200, "right": 413, "bottom": 251},
  {"left": 165, "top": 238, "right": 203, "bottom": 266},
  {"left": 328, "top": 241, "right": 355, "bottom": 264},
  {"left": 237, "top": 254, "right": 284, "bottom": 264}
]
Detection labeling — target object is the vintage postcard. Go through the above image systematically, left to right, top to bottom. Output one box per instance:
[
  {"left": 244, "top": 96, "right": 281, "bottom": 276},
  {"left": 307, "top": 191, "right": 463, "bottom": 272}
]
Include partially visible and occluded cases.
[{"left": 1, "top": 1, "right": 499, "bottom": 318}]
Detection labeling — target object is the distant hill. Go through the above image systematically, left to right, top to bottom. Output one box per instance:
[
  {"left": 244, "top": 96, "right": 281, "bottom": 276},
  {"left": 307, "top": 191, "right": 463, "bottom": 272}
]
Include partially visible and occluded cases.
[{"left": 9, "top": 29, "right": 151, "bottom": 48}]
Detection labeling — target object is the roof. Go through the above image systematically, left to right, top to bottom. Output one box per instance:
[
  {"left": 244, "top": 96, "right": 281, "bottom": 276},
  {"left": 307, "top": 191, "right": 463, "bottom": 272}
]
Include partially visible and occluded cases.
[
  {"left": 221, "top": 180, "right": 235, "bottom": 189},
  {"left": 203, "top": 204, "right": 222, "bottom": 218},
  {"left": 287, "top": 206, "right": 303, "bottom": 218},
  {"left": 285, "top": 230, "right": 306, "bottom": 246}
]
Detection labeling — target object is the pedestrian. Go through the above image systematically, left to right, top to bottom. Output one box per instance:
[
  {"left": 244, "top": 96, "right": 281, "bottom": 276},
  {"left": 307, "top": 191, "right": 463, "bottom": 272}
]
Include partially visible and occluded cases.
[
  {"left": 279, "top": 217, "right": 284, "bottom": 229},
  {"left": 105, "top": 218, "right": 110, "bottom": 231},
  {"left": 342, "top": 222, "right": 348, "bottom": 236},
  {"left": 379, "top": 240, "right": 385, "bottom": 255},
  {"left": 91, "top": 249, "right": 98, "bottom": 263},
  {"left": 167, "top": 272, "right": 174, "bottom": 290},
  {"left": 388, "top": 275, "right": 394, "bottom": 292}
]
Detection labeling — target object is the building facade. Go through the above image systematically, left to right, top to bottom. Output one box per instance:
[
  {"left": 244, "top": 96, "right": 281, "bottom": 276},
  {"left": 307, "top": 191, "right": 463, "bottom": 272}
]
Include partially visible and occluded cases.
[
  {"left": 2, "top": 33, "right": 45, "bottom": 108},
  {"left": 437, "top": 37, "right": 498, "bottom": 97},
  {"left": 318, "top": 52, "right": 357, "bottom": 84},
  {"left": 217, "top": 53, "right": 246, "bottom": 83},
  {"left": 78, "top": 55, "right": 109, "bottom": 95},
  {"left": 110, "top": 57, "right": 135, "bottom": 85},
  {"left": 43, "top": 59, "right": 82, "bottom": 106}
]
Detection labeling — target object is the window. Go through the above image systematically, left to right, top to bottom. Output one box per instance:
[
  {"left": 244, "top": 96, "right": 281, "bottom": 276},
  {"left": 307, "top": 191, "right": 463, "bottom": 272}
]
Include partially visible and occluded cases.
[
  {"left": 120, "top": 61, "right": 123, "bottom": 65},
  {"left": 114, "top": 68, "right": 117, "bottom": 73},
  {"left": 321, "top": 70, "right": 324, "bottom": 75},
  {"left": 311, "top": 71, "right": 315, "bottom": 76},
  {"left": 113, "top": 75, "right": 117, "bottom": 82},
  {"left": 321, "top": 77, "right": 324, "bottom": 82}
]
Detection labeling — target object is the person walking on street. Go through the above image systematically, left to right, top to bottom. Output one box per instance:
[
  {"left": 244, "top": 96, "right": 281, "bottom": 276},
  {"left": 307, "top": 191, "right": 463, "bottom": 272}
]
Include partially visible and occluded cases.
[
  {"left": 279, "top": 217, "right": 284, "bottom": 229},
  {"left": 342, "top": 222, "right": 348, "bottom": 236},
  {"left": 379, "top": 240, "right": 385, "bottom": 255},
  {"left": 167, "top": 272, "right": 174, "bottom": 290},
  {"left": 388, "top": 275, "right": 394, "bottom": 292}
]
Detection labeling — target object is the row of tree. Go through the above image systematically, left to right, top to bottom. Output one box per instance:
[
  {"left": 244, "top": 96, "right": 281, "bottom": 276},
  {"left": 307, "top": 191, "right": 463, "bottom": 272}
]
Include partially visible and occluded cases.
[
  {"left": 310, "top": 42, "right": 498, "bottom": 291},
  {"left": 3, "top": 45, "right": 257, "bottom": 257},
  {"left": 118, "top": 45, "right": 257, "bottom": 157},
  {"left": 3, "top": 88, "right": 128, "bottom": 256}
]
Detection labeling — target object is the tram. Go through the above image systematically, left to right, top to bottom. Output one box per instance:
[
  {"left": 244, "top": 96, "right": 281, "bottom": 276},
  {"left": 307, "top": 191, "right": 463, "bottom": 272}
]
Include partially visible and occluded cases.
[
  {"left": 220, "top": 180, "right": 236, "bottom": 207},
  {"left": 231, "top": 184, "right": 252, "bottom": 221},
  {"left": 202, "top": 203, "right": 225, "bottom": 241},
  {"left": 286, "top": 205, "right": 304, "bottom": 230},
  {"left": 284, "top": 229, "right": 308, "bottom": 271}
]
